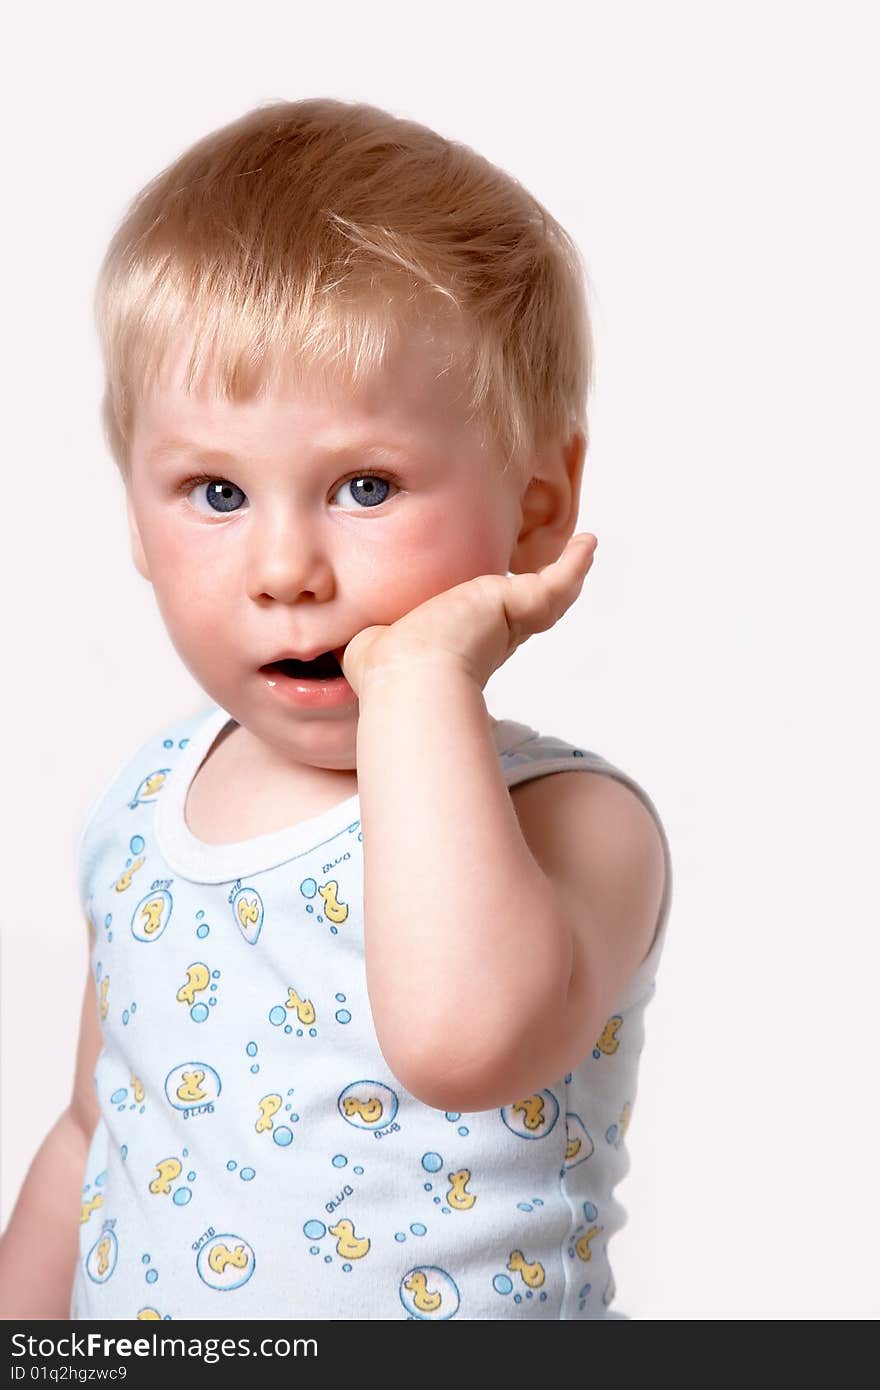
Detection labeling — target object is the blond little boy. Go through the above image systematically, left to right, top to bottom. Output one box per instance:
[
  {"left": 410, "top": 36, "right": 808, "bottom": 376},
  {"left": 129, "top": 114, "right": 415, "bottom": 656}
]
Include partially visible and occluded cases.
[{"left": 0, "top": 98, "right": 669, "bottom": 1321}]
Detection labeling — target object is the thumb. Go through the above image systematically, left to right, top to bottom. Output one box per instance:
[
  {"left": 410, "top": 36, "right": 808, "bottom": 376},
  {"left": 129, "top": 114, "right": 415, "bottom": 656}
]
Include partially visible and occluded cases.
[{"left": 340, "top": 625, "right": 390, "bottom": 692}]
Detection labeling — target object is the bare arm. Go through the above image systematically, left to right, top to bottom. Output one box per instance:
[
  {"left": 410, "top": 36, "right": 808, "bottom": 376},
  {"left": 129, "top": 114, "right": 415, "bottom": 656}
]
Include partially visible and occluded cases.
[
  {"left": 356, "top": 659, "right": 572, "bottom": 1112},
  {"left": 0, "top": 960, "right": 102, "bottom": 1319},
  {"left": 0, "top": 1110, "right": 92, "bottom": 1319}
]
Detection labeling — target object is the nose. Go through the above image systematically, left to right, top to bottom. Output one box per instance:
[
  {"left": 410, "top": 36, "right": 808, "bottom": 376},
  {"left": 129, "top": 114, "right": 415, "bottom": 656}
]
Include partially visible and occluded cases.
[{"left": 245, "top": 501, "right": 335, "bottom": 603}]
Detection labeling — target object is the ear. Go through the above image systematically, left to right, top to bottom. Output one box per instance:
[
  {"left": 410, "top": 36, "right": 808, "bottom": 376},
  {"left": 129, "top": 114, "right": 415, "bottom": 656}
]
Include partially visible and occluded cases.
[
  {"left": 508, "top": 428, "right": 587, "bottom": 574},
  {"left": 125, "top": 488, "right": 151, "bottom": 582}
]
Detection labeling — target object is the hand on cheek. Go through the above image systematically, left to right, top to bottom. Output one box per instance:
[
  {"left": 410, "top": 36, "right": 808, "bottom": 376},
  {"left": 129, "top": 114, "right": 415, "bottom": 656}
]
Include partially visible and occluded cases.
[{"left": 341, "top": 534, "right": 598, "bottom": 695}]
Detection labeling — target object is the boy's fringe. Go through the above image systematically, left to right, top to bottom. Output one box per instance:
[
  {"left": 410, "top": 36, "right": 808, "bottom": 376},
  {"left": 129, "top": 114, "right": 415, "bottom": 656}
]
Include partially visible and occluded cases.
[{"left": 95, "top": 98, "right": 594, "bottom": 483}]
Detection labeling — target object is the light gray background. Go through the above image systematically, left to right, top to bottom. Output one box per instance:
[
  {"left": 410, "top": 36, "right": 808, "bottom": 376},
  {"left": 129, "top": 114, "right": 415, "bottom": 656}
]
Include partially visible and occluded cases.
[{"left": 2, "top": 0, "right": 877, "bottom": 1320}]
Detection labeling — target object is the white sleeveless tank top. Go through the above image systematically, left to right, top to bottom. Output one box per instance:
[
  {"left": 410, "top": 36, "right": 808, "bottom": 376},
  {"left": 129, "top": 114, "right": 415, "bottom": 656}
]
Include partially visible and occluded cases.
[{"left": 70, "top": 701, "right": 673, "bottom": 1321}]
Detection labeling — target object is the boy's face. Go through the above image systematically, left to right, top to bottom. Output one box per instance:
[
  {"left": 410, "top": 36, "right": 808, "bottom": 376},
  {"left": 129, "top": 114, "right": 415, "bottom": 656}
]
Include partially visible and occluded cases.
[{"left": 126, "top": 320, "right": 527, "bottom": 774}]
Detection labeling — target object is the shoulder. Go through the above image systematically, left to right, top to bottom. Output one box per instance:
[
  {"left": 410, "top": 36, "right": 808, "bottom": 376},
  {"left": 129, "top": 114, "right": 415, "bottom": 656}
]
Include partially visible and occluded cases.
[
  {"left": 75, "top": 707, "right": 208, "bottom": 891},
  {"left": 78, "top": 710, "right": 194, "bottom": 820},
  {"left": 510, "top": 763, "right": 666, "bottom": 883},
  {"left": 509, "top": 767, "right": 667, "bottom": 1055}
]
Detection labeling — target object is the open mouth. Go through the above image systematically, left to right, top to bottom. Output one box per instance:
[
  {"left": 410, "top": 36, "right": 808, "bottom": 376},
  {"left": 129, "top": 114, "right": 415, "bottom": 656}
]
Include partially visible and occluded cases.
[{"left": 261, "top": 651, "right": 345, "bottom": 681}]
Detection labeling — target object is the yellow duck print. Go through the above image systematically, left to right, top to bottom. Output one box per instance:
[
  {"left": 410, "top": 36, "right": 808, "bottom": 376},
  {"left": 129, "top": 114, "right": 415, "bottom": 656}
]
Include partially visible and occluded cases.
[
  {"left": 142, "top": 772, "right": 166, "bottom": 798},
  {"left": 113, "top": 856, "right": 145, "bottom": 893},
  {"left": 318, "top": 879, "right": 348, "bottom": 925},
  {"left": 237, "top": 895, "right": 260, "bottom": 932},
  {"left": 136, "top": 897, "right": 165, "bottom": 937},
  {"left": 177, "top": 963, "right": 210, "bottom": 1006},
  {"left": 99, "top": 976, "right": 110, "bottom": 1021},
  {"left": 285, "top": 988, "right": 316, "bottom": 1025},
  {"left": 595, "top": 1016, "right": 623, "bottom": 1056},
  {"left": 175, "top": 1070, "right": 208, "bottom": 1104},
  {"left": 130, "top": 1074, "right": 145, "bottom": 1104},
  {"left": 256, "top": 1093, "right": 282, "bottom": 1133},
  {"left": 511, "top": 1094, "right": 545, "bottom": 1131},
  {"left": 342, "top": 1095, "right": 384, "bottom": 1124},
  {"left": 565, "top": 1135, "right": 582, "bottom": 1160},
  {"left": 149, "top": 1158, "right": 183, "bottom": 1195},
  {"left": 446, "top": 1169, "right": 477, "bottom": 1210},
  {"left": 80, "top": 1194, "right": 103, "bottom": 1224},
  {"left": 328, "top": 1218, "right": 370, "bottom": 1261},
  {"left": 575, "top": 1225, "right": 602, "bottom": 1262},
  {"left": 95, "top": 1236, "right": 112, "bottom": 1278},
  {"left": 208, "top": 1243, "right": 249, "bottom": 1275},
  {"left": 507, "top": 1250, "right": 545, "bottom": 1289},
  {"left": 404, "top": 1270, "right": 442, "bottom": 1313},
  {"left": 137, "top": 1308, "right": 161, "bottom": 1319}
]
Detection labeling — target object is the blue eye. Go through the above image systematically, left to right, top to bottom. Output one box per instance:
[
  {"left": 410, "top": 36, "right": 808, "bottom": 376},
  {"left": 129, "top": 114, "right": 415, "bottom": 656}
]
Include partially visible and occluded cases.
[
  {"left": 332, "top": 474, "right": 397, "bottom": 509},
  {"left": 183, "top": 477, "right": 247, "bottom": 516}
]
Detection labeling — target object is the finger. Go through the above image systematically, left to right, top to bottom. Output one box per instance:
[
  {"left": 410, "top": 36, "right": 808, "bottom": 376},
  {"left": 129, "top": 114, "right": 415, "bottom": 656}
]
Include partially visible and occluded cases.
[
  {"left": 563, "top": 532, "right": 598, "bottom": 565},
  {"left": 537, "top": 533, "right": 597, "bottom": 574},
  {"left": 537, "top": 536, "right": 597, "bottom": 597},
  {"left": 504, "top": 538, "right": 597, "bottom": 638}
]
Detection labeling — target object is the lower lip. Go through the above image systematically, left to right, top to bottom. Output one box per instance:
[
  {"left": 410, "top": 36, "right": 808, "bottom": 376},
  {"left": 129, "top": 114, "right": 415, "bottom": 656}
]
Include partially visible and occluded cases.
[{"left": 259, "top": 668, "right": 358, "bottom": 709}]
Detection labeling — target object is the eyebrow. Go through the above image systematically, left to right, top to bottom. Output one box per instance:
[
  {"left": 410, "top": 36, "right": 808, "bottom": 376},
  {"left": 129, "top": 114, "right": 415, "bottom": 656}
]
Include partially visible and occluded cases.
[{"left": 146, "top": 436, "right": 416, "bottom": 466}]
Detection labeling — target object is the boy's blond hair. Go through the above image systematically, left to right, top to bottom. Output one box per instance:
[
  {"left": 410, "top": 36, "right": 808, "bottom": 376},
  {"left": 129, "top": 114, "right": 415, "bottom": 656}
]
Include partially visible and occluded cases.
[{"left": 95, "top": 97, "right": 594, "bottom": 483}]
